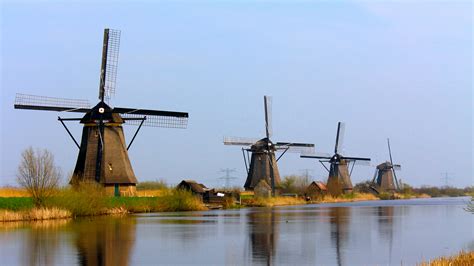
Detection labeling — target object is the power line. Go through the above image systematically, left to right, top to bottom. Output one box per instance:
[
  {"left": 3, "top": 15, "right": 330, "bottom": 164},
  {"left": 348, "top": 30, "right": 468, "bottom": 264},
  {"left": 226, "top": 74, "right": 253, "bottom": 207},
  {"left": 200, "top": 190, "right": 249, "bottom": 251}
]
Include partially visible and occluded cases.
[
  {"left": 219, "top": 168, "right": 237, "bottom": 188},
  {"left": 441, "top": 172, "right": 453, "bottom": 187}
]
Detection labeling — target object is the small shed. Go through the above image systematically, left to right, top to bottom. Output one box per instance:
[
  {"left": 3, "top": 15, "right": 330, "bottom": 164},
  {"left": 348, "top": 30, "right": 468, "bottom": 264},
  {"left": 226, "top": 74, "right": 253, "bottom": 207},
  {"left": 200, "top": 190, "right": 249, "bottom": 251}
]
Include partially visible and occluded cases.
[
  {"left": 254, "top": 179, "right": 272, "bottom": 198},
  {"left": 177, "top": 180, "right": 209, "bottom": 200},
  {"left": 305, "top": 181, "right": 327, "bottom": 200}
]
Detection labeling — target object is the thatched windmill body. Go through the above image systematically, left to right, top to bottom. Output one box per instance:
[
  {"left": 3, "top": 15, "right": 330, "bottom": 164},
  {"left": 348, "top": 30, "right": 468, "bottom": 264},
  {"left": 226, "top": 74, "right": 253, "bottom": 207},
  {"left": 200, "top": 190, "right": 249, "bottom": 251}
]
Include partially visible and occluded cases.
[
  {"left": 14, "top": 29, "right": 188, "bottom": 196},
  {"left": 224, "top": 96, "right": 314, "bottom": 195},
  {"left": 301, "top": 122, "right": 370, "bottom": 196},
  {"left": 371, "top": 139, "right": 401, "bottom": 191}
]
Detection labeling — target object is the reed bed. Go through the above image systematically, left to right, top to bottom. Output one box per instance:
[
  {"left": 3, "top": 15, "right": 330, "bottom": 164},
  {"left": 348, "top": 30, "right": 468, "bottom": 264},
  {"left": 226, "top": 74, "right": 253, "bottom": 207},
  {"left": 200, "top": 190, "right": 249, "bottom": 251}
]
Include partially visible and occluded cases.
[
  {"left": 0, "top": 187, "right": 29, "bottom": 197},
  {"left": 321, "top": 193, "right": 378, "bottom": 203},
  {"left": 244, "top": 196, "right": 306, "bottom": 207},
  {"left": 0, "top": 207, "right": 71, "bottom": 222},
  {"left": 418, "top": 250, "right": 474, "bottom": 266}
]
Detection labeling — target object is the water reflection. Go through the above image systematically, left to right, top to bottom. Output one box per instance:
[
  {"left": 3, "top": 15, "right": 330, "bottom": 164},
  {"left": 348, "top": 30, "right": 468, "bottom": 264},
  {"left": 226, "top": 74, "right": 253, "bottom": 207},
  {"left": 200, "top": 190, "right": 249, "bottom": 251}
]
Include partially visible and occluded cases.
[
  {"left": 0, "top": 198, "right": 472, "bottom": 265},
  {"left": 376, "top": 206, "right": 395, "bottom": 265},
  {"left": 329, "top": 207, "right": 350, "bottom": 266},
  {"left": 247, "top": 210, "right": 279, "bottom": 265},
  {"left": 73, "top": 217, "right": 136, "bottom": 266},
  {"left": 21, "top": 220, "right": 69, "bottom": 266}
]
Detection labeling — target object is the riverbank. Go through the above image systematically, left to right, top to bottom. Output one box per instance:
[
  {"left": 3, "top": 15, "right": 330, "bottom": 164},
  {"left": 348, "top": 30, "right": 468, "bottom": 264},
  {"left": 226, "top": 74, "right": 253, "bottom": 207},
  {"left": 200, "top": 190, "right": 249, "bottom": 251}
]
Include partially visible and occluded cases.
[
  {"left": 0, "top": 191, "right": 383, "bottom": 222},
  {"left": 418, "top": 250, "right": 474, "bottom": 266}
]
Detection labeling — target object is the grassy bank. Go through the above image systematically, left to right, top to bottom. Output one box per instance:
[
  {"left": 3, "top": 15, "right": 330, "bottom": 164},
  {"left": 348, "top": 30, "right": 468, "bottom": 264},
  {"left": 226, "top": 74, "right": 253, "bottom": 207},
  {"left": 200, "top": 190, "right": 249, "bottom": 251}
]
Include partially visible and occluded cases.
[
  {"left": 0, "top": 187, "right": 206, "bottom": 222},
  {"left": 417, "top": 250, "right": 474, "bottom": 266}
]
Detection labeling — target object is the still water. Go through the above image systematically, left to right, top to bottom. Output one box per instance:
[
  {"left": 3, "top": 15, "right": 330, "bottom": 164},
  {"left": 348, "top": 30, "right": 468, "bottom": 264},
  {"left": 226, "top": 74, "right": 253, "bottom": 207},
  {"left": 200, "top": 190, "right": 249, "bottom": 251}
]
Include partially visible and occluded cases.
[{"left": 1, "top": 197, "right": 472, "bottom": 265}]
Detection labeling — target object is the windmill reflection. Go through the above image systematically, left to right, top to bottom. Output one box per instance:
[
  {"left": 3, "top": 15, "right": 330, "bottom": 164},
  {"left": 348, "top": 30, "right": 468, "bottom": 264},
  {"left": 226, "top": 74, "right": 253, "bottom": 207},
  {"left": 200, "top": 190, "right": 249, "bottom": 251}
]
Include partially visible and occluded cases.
[
  {"left": 376, "top": 206, "right": 395, "bottom": 264},
  {"left": 329, "top": 207, "right": 350, "bottom": 266},
  {"left": 247, "top": 210, "right": 279, "bottom": 266},
  {"left": 73, "top": 217, "right": 136, "bottom": 266}
]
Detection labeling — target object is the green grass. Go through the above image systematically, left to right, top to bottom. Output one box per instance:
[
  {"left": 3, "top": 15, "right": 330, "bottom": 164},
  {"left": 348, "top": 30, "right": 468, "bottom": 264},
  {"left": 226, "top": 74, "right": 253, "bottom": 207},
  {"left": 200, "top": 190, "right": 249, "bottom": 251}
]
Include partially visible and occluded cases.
[
  {"left": 1, "top": 186, "right": 206, "bottom": 220},
  {"left": 0, "top": 197, "right": 34, "bottom": 211}
]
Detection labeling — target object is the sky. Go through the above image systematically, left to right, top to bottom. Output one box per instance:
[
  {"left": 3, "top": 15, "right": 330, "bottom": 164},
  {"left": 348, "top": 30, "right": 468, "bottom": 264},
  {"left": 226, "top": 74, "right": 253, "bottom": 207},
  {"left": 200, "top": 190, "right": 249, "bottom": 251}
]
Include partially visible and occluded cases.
[{"left": 1, "top": 0, "right": 472, "bottom": 188}]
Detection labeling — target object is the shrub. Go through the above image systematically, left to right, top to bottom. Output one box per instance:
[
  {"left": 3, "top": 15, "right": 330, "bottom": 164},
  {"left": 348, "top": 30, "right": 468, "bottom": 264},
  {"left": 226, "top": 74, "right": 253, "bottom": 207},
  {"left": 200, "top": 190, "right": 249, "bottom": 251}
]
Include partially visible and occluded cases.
[
  {"left": 17, "top": 147, "right": 61, "bottom": 207},
  {"left": 280, "top": 175, "right": 311, "bottom": 195},
  {"left": 46, "top": 182, "right": 108, "bottom": 216},
  {"left": 158, "top": 189, "right": 206, "bottom": 212}
]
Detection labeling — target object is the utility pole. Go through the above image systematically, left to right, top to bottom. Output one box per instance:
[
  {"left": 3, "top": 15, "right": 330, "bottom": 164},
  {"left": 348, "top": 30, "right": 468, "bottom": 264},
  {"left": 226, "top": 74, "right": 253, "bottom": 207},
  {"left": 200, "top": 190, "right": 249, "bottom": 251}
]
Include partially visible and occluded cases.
[
  {"left": 219, "top": 168, "right": 237, "bottom": 188},
  {"left": 441, "top": 172, "right": 453, "bottom": 187}
]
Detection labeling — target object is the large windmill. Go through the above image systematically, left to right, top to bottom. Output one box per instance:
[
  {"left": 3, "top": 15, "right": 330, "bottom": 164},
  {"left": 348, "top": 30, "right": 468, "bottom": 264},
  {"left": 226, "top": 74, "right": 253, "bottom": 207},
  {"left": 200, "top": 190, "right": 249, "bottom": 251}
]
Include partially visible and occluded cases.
[
  {"left": 14, "top": 29, "right": 188, "bottom": 196},
  {"left": 224, "top": 96, "right": 314, "bottom": 196},
  {"left": 301, "top": 122, "right": 370, "bottom": 196},
  {"left": 371, "top": 139, "right": 401, "bottom": 191}
]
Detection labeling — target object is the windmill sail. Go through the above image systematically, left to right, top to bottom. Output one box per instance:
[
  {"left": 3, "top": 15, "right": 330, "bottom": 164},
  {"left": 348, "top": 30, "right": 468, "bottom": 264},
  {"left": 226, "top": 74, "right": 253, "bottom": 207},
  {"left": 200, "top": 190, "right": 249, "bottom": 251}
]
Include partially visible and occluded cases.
[
  {"left": 99, "top": 29, "right": 121, "bottom": 103},
  {"left": 14, "top": 93, "right": 91, "bottom": 113},
  {"left": 264, "top": 95, "right": 272, "bottom": 138},
  {"left": 115, "top": 107, "right": 188, "bottom": 128}
]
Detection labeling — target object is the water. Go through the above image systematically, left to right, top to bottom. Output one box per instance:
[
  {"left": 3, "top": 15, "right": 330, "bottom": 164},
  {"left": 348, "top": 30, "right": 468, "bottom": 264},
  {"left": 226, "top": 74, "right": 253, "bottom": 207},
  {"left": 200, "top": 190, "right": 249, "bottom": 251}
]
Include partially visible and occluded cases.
[{"left": 1, "top": 197, "right": 472, "bottom": 265}]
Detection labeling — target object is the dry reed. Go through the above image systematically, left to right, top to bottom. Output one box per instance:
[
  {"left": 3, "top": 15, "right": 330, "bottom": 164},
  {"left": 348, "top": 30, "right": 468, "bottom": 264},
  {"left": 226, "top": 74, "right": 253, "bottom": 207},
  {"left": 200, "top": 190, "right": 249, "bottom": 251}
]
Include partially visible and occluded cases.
[
  {"left": 0, "top": 187, "right": 29, "bottom": 197},
  {"left": 244, "top": 196, "right": 306, "bottom": 207},
  {"left": 0, "top": 207, "right": 71, "bottom": 222},
  {"left": 417, "top": 250, "right": 474, "bottom": 266}
]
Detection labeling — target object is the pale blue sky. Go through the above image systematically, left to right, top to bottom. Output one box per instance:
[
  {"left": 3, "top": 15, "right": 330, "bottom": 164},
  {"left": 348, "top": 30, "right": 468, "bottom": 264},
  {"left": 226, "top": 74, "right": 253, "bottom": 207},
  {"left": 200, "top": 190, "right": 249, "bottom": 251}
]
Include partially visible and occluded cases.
[{"left": 1, "top": 1, "right": 472, "bottom": 187}]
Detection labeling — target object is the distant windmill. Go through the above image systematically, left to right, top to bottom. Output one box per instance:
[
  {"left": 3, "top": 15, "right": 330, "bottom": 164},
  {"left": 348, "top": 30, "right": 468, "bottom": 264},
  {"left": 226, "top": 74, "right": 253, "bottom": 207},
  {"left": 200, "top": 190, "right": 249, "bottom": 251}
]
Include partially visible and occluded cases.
[
  {"left": 14, "top": 29, "right": 189, "bottom": 196},
  {"left": 224, "top": 96, "right": 314, "bottom": 196},
  {"left": 301, "top": 122, "right": 370, "bottom": 196},
  {"left": 371, "top": 139, "right": 401, "bottom": 191}
]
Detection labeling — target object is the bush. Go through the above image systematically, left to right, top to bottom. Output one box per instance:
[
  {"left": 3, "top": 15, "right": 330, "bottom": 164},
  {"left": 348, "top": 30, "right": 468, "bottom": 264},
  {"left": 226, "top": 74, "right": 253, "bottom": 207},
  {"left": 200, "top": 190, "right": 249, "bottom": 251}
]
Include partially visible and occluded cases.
[
  {"left": 280, "top": 175, "right": 311, "bottom": 195},
  {"left": 354, "top": 180, "right": 374, "bottom": 194},
  {"left": 46, "top": 182, "right": 108, "bottom": 216},
  {"left": 158, "top": 189, "right": 206, "bottom": 212}
]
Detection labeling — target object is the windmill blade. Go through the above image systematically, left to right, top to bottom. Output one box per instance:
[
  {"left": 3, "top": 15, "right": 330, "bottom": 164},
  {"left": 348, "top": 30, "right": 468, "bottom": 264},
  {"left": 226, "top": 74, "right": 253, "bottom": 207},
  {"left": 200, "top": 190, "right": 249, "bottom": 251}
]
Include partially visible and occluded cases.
[
  {"left": 98, "top": 29, "right": 121, "bottom": 103},
  {"left": 14, "top": 93, "right": 91, "bottom": 113},
  {"left": 264, "top": 95, "right": 272, "bottom": 139},
  {"left": 115, "top": 107, "right": 188, "bottom": 128},
  {"left": 334, "top": 122, "right": 346, "bottom": 154},
  {"left": 223, "top": 136, "right": 259, "bottom": 146},
  {"left": 387, "top": 138, "right": 400, "bottom": 189},
  {"left": 387, "top": 138, "right": 394, "bottom": 165},
  {"left": 275, "top": 142, "right": 315, "bottom": 154},
  {"left": 300, "top": 155, "right": 332, "bottom": 160},
  {"left": 342, "top": 156, "right": 371, "bottom": 161},
  {"left": 347, "top": 159, "right": 371, "bottom": 166},
  {"left": 393, "top": 164, "right": 401, "bottom": 171},
  {"left": 371, "top": 168, "right": 378, "bottom": 183}
]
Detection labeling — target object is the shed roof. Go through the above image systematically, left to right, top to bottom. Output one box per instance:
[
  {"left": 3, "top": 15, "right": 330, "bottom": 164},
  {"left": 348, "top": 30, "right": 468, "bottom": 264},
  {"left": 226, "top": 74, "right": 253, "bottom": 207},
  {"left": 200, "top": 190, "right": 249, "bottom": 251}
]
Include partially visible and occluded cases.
[
  {"left": 177, "top": 180, "right": 208, "bottom": 193},
  {"left": 308, "top": 181, "right": 327, "bottom": 191}
]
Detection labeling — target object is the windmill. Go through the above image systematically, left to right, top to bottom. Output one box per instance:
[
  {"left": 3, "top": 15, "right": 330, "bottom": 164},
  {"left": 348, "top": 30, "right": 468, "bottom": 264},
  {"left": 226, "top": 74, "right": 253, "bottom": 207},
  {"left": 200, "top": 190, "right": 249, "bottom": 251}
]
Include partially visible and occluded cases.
[
  {"left": 14, "top": 29, "right": 188, "bottom": 196},
  {"left": 224, "top": 96, "right": 314, "bottom": 196},
  {"left": 301, "top": 122, "right": 370, "bottom": 196},
  {"left": 371, "top": 138, "right": 401, "bottom": 191}
]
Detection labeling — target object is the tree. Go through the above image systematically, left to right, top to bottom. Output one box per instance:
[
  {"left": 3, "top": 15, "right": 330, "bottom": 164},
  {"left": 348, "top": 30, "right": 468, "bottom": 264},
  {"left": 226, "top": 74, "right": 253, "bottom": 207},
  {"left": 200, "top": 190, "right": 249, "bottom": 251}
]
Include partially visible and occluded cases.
[{"left": 17, "top": 147, "right": 61, "bottom": 206}]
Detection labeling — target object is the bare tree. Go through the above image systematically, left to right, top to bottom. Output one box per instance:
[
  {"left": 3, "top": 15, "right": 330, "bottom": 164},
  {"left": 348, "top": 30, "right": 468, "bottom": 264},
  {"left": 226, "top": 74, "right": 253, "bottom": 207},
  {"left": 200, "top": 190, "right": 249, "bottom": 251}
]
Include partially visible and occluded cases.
[{"left": 17, "top": 147, "right": 61, "bottom": 206}]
